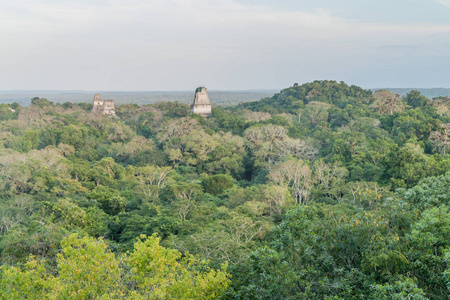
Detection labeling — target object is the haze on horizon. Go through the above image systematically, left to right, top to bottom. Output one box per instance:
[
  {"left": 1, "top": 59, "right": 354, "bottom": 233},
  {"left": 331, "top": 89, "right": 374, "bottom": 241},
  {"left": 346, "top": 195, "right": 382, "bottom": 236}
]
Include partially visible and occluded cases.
[{"left": 1, "top": 0, "right": 450, "bottom": 91}]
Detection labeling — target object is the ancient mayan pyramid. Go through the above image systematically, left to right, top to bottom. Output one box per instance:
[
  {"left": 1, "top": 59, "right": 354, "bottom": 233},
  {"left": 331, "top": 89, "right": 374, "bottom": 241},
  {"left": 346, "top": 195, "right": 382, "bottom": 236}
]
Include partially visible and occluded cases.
[
  {"left": 190, "top": 87, "right": 212, "bottom": 117},
  {"left": 91, "top": 93, "right": 116, "bottom": 116}
]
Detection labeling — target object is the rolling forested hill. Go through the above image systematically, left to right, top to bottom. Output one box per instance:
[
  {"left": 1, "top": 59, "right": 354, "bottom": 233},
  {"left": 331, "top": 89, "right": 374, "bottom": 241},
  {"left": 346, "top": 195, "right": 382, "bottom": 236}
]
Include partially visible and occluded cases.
[{"left": 0, "top": 80, "right": 449, "bottom": 299}]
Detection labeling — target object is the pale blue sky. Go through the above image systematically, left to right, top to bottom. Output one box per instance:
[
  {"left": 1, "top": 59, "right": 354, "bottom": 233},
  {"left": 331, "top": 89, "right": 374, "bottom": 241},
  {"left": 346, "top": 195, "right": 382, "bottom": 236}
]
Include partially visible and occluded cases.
[{"left": 1, "top": 0, "right": 449, "bottom": 90}]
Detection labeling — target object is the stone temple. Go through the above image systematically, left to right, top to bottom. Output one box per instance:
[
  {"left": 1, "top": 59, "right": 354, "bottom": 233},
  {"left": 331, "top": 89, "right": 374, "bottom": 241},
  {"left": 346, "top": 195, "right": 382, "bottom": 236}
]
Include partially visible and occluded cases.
[
  {"left": 191, "top": 87, "right": 212, "bottom": 117},
  {"left": 91, "top": 93, "right": 116, "bottom": 116}
]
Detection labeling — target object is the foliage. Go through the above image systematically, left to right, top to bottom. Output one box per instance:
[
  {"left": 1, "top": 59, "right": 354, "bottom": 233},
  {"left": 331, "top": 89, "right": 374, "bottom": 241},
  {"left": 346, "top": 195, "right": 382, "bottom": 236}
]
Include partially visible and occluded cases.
[
  {"left": 1, "top": 81, "right": 450, "bottom": 299},
  {"left": 202, "top": 174, "right": 234, "bottom": 196},
  {"left": 0, "top": 234, "right": 230, "bottom": 299}
]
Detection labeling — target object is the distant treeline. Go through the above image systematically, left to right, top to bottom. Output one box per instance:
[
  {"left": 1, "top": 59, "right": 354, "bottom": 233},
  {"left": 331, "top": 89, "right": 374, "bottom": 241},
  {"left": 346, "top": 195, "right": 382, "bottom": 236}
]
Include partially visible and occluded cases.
[
  {"left": 379, "top": 88, "right": 450, "bottom": 98},
  {"left": 0, "top": 90, "right": 278, "bottom": 107}
]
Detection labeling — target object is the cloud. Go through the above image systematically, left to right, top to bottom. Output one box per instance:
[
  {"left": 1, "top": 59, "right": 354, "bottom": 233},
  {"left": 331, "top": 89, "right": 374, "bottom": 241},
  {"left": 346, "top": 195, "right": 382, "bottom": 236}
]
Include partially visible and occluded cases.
[
  {"left": 1, "top": 0, "right": 450, "bottom": 90},
  {"left": 3, "top": 0, "right": 448, "bottom": 54},
  {"left": 434, "top": 0, "right": 450, "bottom": 7}
]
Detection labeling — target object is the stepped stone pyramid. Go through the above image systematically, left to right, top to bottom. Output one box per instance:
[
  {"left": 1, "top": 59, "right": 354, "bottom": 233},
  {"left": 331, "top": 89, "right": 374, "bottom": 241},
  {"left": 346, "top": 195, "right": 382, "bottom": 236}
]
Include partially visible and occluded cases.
[
  {"left": 190, "top": 87, "right": 212, "bottom": 117},
  {"left": 91, "top": 93, "right": 116, "bottom": 116}
]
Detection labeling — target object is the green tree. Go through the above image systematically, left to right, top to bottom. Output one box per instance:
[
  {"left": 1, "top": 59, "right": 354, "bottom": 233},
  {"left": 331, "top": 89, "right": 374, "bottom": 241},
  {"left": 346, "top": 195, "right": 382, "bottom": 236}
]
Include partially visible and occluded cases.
[
  {"left": 405, "top": 90, "right": 430, "bottom": 108},
  {"left": 30, "top": 97, "right": 53, "bottom": 108},
  {"left": 202, "top": 174, "right": 235, "bottom": 196},
  {"left": 406, "top": 206, "right": 450, "bottom": 298},
  {"left": 0, "top": 233, "right": 230, "bottom": 299},
  {"left": 56, "top": 234, "right": 122, "bottom": 299},
  {"left": 127, "top": 234, "right": 230, "bottom": 299},
  {"left": 369, "top": 277, "right": 428, "bottom": 300}
]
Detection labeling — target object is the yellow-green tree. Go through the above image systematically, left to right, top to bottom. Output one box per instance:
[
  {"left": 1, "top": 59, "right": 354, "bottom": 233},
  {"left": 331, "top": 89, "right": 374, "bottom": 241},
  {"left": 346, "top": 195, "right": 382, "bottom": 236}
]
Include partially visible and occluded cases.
[
  {"left": 0, "top": 233, "right": 230, "bottom": 300},
  {"left": 55, "top": 234, "right": 122, "bottom": 299},
  {"left": 127, "top": 234, "right": 230, "bottom": 299},
  {"left": 0, "top": 258, "right": 57, "bottom": 300}
]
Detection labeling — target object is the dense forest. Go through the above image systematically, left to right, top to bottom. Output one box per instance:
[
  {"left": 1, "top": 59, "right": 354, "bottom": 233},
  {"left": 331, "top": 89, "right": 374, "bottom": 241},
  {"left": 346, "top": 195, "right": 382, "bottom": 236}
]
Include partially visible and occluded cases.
[{"left": 0, "top": 80, "right": 449, "bottom": 299}]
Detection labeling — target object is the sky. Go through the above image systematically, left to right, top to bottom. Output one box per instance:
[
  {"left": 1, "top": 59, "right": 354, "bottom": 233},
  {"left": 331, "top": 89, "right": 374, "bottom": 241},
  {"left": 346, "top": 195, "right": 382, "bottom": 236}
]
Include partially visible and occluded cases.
[{"left": 1, "top": 0, "right": 450, "bottom": 91}]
